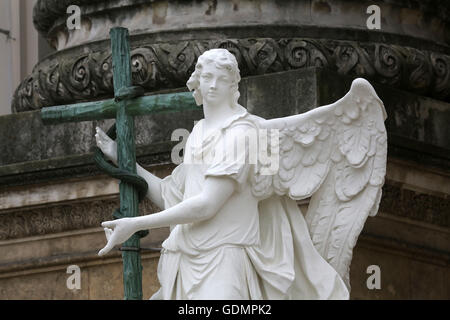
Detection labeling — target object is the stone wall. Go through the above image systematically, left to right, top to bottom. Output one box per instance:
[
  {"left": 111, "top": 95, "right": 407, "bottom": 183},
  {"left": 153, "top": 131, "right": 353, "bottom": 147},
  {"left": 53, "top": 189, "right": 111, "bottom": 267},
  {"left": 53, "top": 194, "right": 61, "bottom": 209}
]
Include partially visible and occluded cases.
[{"left": 0, "top": 67, "right": 448, "bottom": 299}]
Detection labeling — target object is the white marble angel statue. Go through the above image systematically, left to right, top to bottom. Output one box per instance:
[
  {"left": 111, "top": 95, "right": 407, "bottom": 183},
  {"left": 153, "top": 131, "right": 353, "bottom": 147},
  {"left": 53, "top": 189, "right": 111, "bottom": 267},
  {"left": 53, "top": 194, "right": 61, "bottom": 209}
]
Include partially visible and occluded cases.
[{"left": 95, "top": 48, "right": 387, "bottom": 300}]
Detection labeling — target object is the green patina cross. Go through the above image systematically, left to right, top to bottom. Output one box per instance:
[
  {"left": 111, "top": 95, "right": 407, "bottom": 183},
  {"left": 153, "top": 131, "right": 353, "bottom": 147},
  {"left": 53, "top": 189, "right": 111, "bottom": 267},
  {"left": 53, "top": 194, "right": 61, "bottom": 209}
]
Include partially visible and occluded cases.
[{"left": 40, "top": 27, "right": 197, "bottom": 300}]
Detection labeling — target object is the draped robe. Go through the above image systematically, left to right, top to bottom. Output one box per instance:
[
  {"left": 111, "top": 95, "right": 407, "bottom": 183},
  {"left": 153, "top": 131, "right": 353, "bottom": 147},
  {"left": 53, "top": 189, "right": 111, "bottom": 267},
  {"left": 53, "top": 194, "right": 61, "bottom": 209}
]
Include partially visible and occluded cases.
[{"left": 150, "top": 105, "right": 349, "bottom": 300}]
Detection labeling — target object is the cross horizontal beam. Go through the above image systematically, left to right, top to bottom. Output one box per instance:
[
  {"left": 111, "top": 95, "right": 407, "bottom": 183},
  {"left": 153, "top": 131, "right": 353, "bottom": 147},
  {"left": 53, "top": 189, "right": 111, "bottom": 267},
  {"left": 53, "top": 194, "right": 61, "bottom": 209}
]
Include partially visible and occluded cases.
[{"left": 41, "top": 91, "right": 198, "bottom": 125}]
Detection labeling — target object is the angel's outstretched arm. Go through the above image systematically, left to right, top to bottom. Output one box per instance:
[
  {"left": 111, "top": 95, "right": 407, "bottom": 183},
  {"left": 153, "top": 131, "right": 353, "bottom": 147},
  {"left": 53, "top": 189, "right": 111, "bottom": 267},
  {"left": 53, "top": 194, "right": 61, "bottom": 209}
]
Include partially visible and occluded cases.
[
  {"left": 95, "top": 126, "right": 165, "bottom": 208},
  {"left": 135, "top": 163, "right": 164, "bottom": 209},
  {"left": 98, "top": 176, "right": 235, "bottom": 256},
  {"left": 133, "top": 176, "right": 235, "bottom": 228}
]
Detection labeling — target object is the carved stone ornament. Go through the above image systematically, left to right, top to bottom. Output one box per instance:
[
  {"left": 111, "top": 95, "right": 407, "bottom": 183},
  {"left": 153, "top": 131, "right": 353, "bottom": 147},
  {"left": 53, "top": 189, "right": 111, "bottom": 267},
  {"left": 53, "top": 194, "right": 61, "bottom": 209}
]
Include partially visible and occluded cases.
[
  {"left": 12, "top": 38, "right": 450, "bottom": 112},
  {"left": 95, "top": 48, "right": 388, "bottom": 299}
]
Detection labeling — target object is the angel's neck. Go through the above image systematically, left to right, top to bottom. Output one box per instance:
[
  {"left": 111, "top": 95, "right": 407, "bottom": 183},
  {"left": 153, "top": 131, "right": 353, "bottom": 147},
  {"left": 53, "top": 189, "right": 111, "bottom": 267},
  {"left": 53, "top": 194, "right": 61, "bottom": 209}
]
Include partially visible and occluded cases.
[{"left": 202, "top": 101, "right": 236, "bottom": 130}]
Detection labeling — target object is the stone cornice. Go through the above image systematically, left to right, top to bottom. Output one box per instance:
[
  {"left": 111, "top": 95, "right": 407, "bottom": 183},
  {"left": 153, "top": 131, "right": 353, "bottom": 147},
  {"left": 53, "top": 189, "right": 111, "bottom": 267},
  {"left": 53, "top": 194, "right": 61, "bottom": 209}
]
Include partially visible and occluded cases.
[
  {"left": 33, "top": 0, "right": 450, "bottom": 41},
  {"left": 12, "top": 37, "right": 450, "bottom": 112}
]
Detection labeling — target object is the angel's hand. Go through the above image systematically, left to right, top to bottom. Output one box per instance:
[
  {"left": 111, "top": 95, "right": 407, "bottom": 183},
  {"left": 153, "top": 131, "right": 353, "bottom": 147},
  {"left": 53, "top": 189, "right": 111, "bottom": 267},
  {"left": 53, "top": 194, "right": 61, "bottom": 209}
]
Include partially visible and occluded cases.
[
  {"left": 95, "top": 127, "right": 118, "bottom": 165},
  {"left": 98, "top": 218, "right": 136, "bottom": 256}
]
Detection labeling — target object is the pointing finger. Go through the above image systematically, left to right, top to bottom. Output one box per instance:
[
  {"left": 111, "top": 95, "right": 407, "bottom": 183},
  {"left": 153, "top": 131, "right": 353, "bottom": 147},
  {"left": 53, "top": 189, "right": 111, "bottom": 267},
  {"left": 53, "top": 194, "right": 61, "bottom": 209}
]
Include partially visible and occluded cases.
[
  {"left": 102, "top": 221, "right": 116, "bottom": 229},
  {"left": 98, "top": 243, "right": 114, "bottom": 256}
]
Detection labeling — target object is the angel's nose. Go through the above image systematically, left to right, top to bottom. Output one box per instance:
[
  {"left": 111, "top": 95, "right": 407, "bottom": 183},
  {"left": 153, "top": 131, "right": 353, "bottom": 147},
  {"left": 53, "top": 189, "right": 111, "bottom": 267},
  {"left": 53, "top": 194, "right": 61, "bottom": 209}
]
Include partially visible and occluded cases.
[{"left": 209, "top": 78, "right": 217, "bottom": 88}]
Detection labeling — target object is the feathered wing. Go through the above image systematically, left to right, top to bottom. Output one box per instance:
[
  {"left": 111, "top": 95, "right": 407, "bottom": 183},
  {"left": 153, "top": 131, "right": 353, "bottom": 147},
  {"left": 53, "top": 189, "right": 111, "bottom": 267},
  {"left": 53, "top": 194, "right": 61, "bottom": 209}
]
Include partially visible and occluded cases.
[{"left": 251, "top": 78, "right": 387, "bottom": 289}]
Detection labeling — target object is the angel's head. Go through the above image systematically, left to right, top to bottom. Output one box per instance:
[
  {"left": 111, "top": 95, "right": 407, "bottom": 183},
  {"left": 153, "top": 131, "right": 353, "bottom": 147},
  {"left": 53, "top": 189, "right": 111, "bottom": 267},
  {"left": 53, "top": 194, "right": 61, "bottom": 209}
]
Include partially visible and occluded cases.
[{"left": 187, "top": 48, "right": 241, "bottom": 108}]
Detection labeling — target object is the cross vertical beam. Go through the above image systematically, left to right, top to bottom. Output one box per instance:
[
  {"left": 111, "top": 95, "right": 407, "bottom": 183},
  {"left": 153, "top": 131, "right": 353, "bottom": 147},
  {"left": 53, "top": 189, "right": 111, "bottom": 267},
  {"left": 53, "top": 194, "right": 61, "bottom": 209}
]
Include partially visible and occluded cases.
[
  {"left": 40, "top": 26, "right": 198, "bottom": 300},
  {"left": 110, "top": 27, "right": 142, "bottom": 300}
]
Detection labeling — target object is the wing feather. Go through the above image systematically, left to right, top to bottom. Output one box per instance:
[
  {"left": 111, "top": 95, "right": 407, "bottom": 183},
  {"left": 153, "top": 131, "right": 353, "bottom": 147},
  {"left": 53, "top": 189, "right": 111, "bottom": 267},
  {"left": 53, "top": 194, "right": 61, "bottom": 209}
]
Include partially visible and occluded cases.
[{"left": 252, "top": 78, "right": 388, "bottom": 290}]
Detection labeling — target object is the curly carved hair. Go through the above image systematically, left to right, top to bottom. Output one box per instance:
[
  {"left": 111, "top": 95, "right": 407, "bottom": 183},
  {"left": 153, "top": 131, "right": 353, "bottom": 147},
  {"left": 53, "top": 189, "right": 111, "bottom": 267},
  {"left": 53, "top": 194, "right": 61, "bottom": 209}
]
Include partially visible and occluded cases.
[{"left": 186, "top": 48, "right": 241, "bottom": 108}]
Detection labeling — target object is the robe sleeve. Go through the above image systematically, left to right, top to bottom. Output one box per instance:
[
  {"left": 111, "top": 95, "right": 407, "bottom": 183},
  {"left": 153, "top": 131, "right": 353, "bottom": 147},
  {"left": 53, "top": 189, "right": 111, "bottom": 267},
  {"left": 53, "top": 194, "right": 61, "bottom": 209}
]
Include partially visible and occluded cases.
[
  {"left": 204, "top": 123, "right": 254, "bottom": 191},
  {"left": 160, "top": 163, "right": 186, "bottom": 210}
]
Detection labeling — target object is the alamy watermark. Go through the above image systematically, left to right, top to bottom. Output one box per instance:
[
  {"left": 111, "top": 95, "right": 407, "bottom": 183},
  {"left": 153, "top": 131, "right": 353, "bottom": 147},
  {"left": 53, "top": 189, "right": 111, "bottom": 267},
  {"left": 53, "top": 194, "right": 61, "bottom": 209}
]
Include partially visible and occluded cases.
[
  {"left": 66, "top": 5, "right": 81, "bottom": 30},
  {"left": 366, "top": 5, "right": 381, "bottom": 30},
  {"left": 171, "top": 125, "right": 280, "bottom": 175},
  {"left": 66, "top": 264, "right": 81, "bottom": 290},
  {"left": 366, "top": 265, "right": 381, "bottom": 290}
]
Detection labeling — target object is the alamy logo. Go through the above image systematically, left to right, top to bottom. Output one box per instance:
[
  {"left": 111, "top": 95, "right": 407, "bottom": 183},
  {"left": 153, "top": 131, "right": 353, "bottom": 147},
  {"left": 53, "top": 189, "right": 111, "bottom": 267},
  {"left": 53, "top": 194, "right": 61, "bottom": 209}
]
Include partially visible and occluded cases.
[
  {"left": 66, "top": 5, "right": 81, "bottom": 30},
  {"left": 366, "top": 5, "right": 381, "bottom": 30},
  {"left": 171, "top": 126, "right": 280, "bottom": 175},
  {"left": 66, "top": 265, "right": 81, "bottom": 290},
  {"left": 366, "top": 265, "right": 381, "bottom": 290}
]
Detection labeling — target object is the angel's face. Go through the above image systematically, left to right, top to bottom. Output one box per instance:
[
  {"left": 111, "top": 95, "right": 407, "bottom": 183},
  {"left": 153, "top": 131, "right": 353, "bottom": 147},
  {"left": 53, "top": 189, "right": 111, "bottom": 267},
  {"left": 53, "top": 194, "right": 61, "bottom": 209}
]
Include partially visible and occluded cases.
[{"left": 199, "top": 63, "right": 233, "bottom": 106}]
